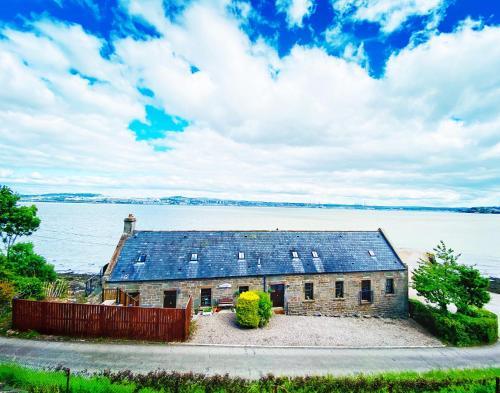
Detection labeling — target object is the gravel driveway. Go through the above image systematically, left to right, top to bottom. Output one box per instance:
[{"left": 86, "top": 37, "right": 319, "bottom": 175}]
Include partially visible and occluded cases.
[{"left": 189, "top": 313, "right": 443, "bottom": 347}]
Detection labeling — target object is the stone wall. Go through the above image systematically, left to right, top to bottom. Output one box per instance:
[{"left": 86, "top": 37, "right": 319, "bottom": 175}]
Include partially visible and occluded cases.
[{"left": 104, "top": 269, "right": 408, "bottom": 317}]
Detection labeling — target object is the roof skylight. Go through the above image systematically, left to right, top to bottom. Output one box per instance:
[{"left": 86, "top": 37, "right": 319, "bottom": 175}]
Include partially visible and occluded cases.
[
  {"left": 368, "top": 250, "right": 375, "bottom": 257},
  {"left": 291, "top": 251, "right": 299, "bottom": 258},
  {"left": 312, "top": 251, "right": 319, "bottom": 258},
  {"left": 238, "top": 252, "right": 245, "bottom": 260},
  {"left": 190, "top": 253, "right": 198, "bottom": 261},
  {"left": 137, "top": 254, "right": 147, "bottom": 263}
]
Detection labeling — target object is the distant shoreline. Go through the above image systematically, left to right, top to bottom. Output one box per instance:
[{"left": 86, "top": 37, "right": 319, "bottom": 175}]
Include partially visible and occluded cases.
[{"left": 20, "top": 194, "right": 500, "bottom": 214}]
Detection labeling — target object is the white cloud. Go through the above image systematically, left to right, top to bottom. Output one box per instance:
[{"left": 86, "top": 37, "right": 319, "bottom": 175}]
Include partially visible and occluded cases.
[
  {"left": 276, "top": 0, "right": 314, "bottom": 28},
  {"left": 334, "top": 0, "right": 445, "bottom": 33},
  {"left": 0, "top": 1, "right": 499, "bottom": 206}
]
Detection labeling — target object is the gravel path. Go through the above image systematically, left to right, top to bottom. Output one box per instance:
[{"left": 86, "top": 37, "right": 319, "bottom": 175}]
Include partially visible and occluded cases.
[{"left": 189, "top": 313, "right": 443, "bottom": 347}]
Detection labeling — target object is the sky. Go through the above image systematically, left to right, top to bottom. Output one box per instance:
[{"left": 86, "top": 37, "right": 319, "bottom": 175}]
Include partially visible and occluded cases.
[{"left": 0, "top": 0, "right": 499, "bottom": 207}]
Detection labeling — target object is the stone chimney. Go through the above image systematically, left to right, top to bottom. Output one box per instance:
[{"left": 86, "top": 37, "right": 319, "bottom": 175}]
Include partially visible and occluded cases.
[{"left": 123, "top": 214, "right": 136, "bottom": 235}]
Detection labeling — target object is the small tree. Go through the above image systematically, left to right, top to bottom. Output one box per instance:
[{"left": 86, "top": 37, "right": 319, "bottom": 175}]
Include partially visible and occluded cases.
[
  {"left": 0, "top": 186, "right": 41, "bottom": 259},
  {"left": 412, "top": 241, "right": 460, "bottom": 311},
  {"left": 413, "top": 241, "right": 491, "bottom": 314},
  {"left": 4, "top": 243, "right": 56, "bottom": 282},
  {"left": 453, "top": 264, "right": 490, "bottom": 314}
]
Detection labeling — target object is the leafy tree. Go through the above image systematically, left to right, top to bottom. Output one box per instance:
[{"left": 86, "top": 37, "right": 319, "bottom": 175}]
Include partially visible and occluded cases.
[
  {"left": 0, "top": 186, "right": 40, "bottom": 259},
  {"left": 0, "top": 186, "right": 55, "bottom": 301},
  {"left": 413, "top": 241, "right": 490, "bottom": 313},
  {"left": 412, "top": 242, "right": 460, "bottom": 311},
  {"left": 3, "top": 243, "right": 56, "bottom": 282},
  {"left": 453, "top": 264, "right": 490, "bottom": 314}
]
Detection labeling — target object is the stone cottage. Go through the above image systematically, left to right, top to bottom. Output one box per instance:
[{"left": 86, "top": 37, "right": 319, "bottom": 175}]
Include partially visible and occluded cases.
[{"left": 102, "top": 215, "right": 408, "bottom": 317}]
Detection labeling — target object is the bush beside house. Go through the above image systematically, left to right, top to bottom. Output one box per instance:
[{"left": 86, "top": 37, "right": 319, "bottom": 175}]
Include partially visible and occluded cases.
[
  {"left": 411, "top": 241, "right": 497, "bottom": 346},
  {"left": 236, "top": 290, "right": 273, "bottom": 328},
  {"left": 257, "top": 291, "right": 272, "bottom": 327},
  {"left": 409, "top": 299, "right": 497, "bottom": 346}
]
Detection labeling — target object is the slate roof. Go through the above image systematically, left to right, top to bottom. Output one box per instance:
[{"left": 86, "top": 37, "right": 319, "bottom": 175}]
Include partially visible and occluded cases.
[{"left": 108, "top": 229, "right": 405, "bottom": 282}]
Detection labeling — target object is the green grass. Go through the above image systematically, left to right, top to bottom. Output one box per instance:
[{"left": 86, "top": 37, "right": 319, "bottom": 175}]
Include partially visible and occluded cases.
[{"left": 0, "top": 363, "right": 498, "bottom": 392}]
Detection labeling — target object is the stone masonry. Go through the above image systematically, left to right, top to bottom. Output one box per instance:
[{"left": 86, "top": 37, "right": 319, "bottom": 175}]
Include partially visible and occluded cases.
[{"left": 105, "top": 268, "right": 408, "bottom": 317}]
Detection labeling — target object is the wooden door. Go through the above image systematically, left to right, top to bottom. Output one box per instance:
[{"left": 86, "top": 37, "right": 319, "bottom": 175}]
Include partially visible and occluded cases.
[
  {"left": 270, "top": 284, "right": 284, "bottom": 307},
  {"left": 200, "top": 288, "right": 212, "bottom": 307}
]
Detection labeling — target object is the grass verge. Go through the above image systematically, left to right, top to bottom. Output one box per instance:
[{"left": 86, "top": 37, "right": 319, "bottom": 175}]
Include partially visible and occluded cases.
[{"left": 0, "top": 363, "right": 499, "bottom": 392}]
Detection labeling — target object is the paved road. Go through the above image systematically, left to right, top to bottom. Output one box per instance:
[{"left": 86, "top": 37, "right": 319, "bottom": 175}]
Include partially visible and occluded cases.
[{"left": 0, "top": 337, "right": 499, "bottom": 378}]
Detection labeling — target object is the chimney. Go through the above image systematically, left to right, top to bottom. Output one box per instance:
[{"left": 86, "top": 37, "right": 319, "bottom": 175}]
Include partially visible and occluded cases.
[{"left": 123, "top": 214, "right": 136, "bottom": 235}]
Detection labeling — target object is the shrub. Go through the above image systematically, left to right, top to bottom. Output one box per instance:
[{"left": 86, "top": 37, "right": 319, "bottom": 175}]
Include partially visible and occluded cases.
[
  {"left": 4, "top": 242, "right": 56, "bottom": 282},
  {"left": 13, "top": 276, "right": 45, "bottom": 300},
  {"left": 0, "top": 281, "right": 15, "bottom": 309},
  {"left": 236, "top": 291, "right": 260, "bottom": 328},
  {"left": 257, "top": 291, "right": 273, "bottom": 327},
  {"left": 409, "top": 299, "right": 498, "bottom": 346},
  {"left": 454, "top": 309, "right": 498, "bottom": 345}
]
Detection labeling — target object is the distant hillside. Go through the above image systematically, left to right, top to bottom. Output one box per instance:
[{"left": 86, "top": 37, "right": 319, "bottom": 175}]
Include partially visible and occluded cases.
[{"left": 19, "top": 193, "right": 500, "bottom": 214}]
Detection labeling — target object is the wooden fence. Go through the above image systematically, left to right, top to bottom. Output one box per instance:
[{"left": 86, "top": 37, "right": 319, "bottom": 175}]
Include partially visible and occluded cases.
[
  {"left": 102, "top": 288, "right": 139, "bottom": 307},
  {"left": 12, "top": 297, "right": 193, "bottom": 342}
]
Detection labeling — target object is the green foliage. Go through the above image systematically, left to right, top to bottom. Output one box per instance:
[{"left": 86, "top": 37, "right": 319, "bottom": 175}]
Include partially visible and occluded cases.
[
  {"left": 0, "top": 186, "right": 41, "bottom": 258},
  {"left": 0, "top": 186, "right": 55, "bottom": 302},
  {"left": 412, "top": 241, "right": 491, "bottom": 314},
  {"left": 2, "top": 242, "right": 56, "bottom": 282},
  {"left": 412, "top": 242, "right": 459, "bottom": 311},
  {"left": 453, "top": 264, "right": 490, "bottom": 313},
  {"left": 13, "top": 276, "right": 45, "bottom": 300},
  {"left": 0, "top": 282, "right": 15, "bottom": 309},
  {"left": 235, "top": 290, "right": 260, "bottom": 328},
  {"left": 235, "top": 290, "right": 273, "bottom": 329},
  {"left": 256, "top": 291, "right": 273, "bottom": 327},
  {"left": 409, "top": 299, "right": 498, "bottom": 346},
  {"left": 0, "top": 363, "right": 499, "bottom": 393}
]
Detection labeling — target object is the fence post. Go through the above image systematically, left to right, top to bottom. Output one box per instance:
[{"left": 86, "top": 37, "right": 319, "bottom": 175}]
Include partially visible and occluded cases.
[
  {"left": 11, "top": 299, "right": 16, "bottom": 329},
  {"left": 41, "top": 301, "right": 47, "bottom": 333},
  {"left": 64, "top": 368, "right": 70, "bottom": 393},
  {"left": 496, "top": 376, "right": 499, "bottom": 393},
  {"left": 388, "top": 383, "right": 393, "bottom": 393}
]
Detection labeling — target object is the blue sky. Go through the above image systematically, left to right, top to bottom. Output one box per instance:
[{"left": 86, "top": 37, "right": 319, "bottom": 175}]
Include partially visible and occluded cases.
[{"left": 0, "top": 0, "right": 499, "bottom": 206}]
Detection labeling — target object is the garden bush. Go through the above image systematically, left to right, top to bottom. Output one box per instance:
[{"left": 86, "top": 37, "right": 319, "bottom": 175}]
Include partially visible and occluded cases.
[
  {"left": 13, "top": 276, "right": 45, "bottom": 300},
  {"left": 0, "top": 282, "right": 15, "bottom": 310},
  {"left": 236, "top": 291, "right": 260, "bottom": 328},
  {"left": 256, "top": 291, "right": 272, "bottom": 327},
  {"left": 409, "top": 299, "right": 498, "bottom": 346}
]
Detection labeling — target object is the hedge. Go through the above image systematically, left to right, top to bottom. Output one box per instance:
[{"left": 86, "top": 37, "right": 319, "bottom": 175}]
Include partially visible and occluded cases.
[
  {"left": 236, "top": 291, "right": 260, "bottom": 328},
  {"left": 409, "top": 299, "right": 498, "bottom": 346},
  {"left": 1, "top": 363, "right": 499, "bottom": 393}
]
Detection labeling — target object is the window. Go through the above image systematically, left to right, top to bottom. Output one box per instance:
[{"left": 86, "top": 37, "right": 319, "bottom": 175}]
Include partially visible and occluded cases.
[
  {"left": 368, "top": 250, "right": 375, "bottom": 257},
  {"left": 291, "top": 251, "right": 299, "bottom": 258},
  {"left": 311, "top": 251, "right": 319, "bottom": 258},
  {"left": 238, "top": 252, "right": 245, "bottom": 260},
  {"left": 190, "top": 253, "right": 198, "bottom": 261},
  {"left": 385, "top": 278, "right": 395, "bottom": 294},
  {"left": 360, "top": 280, "right": 372, "bottom": 302},
  {"left": 335, "top": 281, "right": 344, "bottom": 298},
  {"left": 304, "top": 282, "right": 314, "bottom": 300},
  {"left": 239, "top": 285, "right": 249, "bottom": 294},
  {"left": 200, "top": 288, "right": 211, "bottom": 307},
  {"left": 163, "top": 290, "right": 177, "bottom": 308},
  {"left": 126, "top": 291, "right": 140, "bottom": 307}
]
